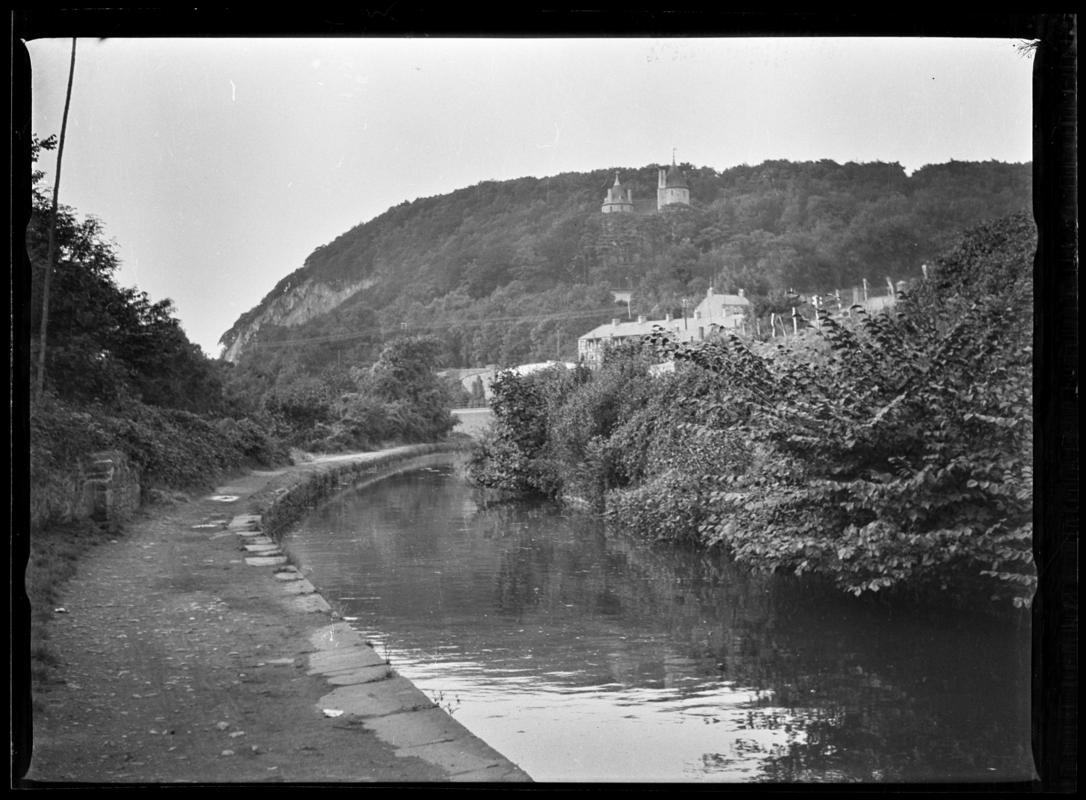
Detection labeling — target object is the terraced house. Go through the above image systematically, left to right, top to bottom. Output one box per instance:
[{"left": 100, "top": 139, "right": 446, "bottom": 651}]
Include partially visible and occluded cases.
[{"left": 577, "top": 287, "right": 752, "bottom": 367}]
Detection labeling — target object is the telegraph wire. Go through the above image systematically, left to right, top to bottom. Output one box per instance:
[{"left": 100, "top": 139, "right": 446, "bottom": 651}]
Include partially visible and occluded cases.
[{"left": 246, "top": 305, "right": 635, "bottom": 350}]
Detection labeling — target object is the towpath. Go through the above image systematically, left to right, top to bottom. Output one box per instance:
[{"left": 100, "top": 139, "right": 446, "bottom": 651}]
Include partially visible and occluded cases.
[{"left": 22, "top": 442, "right": 529, "bottom": 785}]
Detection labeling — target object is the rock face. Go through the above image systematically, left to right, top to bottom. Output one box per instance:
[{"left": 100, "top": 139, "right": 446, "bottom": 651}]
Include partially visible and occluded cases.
[{"left": 219, "top": 276, "right": 373, "bottom": 362}]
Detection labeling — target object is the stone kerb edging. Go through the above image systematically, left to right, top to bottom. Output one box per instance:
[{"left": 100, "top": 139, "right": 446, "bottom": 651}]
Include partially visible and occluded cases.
[{"left": 227, "top": 441, "right": 530, "bottom": 781}]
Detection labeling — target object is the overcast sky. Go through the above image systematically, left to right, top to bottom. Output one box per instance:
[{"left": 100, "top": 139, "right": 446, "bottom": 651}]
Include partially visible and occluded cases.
[{"left": 25, "top": 36, "right": 1035, "bottom": 356}]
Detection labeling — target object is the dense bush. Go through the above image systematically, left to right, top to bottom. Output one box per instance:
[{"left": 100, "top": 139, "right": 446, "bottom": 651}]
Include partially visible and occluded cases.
[
  {"left": 467, "top": 214, "right": 1036, "bottom": 608},
  {"left": 673, "top": 214, "right": 1036, "bottom": 605},
  {"left": 250, "top": 335, "right": 460, "bottom": 452},
  {"left": 467, "top": 364, "right": 588, "bottom": 496},
  {"left": 29, "top": 393, "right": 288, "bottom": 529}
]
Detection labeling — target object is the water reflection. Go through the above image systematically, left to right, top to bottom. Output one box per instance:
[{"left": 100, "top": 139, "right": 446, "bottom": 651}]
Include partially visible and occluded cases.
[{"left": 286, "top": 458, "right": 1034, "bottom": 783}]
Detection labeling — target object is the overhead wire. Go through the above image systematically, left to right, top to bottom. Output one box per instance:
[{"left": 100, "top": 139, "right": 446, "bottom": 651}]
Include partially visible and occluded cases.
[{"left": 246, "top": 304, "right": 636, "bottom": 350}]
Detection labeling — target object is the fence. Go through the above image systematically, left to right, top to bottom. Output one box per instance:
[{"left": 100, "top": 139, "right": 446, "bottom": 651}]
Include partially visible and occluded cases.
[{"left": 754, "top": 276, "right": 912, "bottom": 340}]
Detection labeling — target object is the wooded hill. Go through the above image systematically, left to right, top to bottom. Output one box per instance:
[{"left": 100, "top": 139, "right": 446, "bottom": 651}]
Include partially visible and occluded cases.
[{"left": 221, "top": 159, "right": 1030, "bottom": 383}]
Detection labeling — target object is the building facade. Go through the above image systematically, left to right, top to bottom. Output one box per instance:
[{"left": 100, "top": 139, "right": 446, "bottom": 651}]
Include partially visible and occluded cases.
[{"left": 577, "top": 287, "right": 751, "bottom": 367}]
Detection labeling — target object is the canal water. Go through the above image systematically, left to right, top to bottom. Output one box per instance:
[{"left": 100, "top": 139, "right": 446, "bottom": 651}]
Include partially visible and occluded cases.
[{"left": 284, "top": 456, "right": 1035, "bottom": 784}]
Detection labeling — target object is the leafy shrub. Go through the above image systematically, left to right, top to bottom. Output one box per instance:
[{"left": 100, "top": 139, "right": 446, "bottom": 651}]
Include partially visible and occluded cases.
[
  {"left": 467, "top": 213, "right": 1036, "bottom": 608},
  {"left": 647, "top": 213, "right": 1036, "bottom": 606},
  {"left": 466, "top": 364, "right": 586, "bottom": 497},
  {"left": 29, "top": 393, "right": 288, "bottom": 529},
  {"left": 605, "top": 469, "right": 709, "bottom": 544}
]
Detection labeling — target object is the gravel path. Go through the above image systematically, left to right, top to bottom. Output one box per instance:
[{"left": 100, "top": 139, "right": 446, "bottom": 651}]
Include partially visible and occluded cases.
[{"left": 22, "top": 450, "right": 527, "bottom": 784}]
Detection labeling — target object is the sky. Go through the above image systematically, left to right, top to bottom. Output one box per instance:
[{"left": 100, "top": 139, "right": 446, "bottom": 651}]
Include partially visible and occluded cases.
[{"left": 24, "top": 36, "right": 1035, "bottom": 356}]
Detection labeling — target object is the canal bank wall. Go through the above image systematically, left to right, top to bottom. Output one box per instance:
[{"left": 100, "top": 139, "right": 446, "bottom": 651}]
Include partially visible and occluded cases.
[{"left": 255, "top": 443, "right": 465, "bottom": 541}]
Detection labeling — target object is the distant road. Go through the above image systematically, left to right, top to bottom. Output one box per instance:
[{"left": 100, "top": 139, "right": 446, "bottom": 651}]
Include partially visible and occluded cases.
[{"left": 451, "top": 407, "right": 494, "bottom": 439}]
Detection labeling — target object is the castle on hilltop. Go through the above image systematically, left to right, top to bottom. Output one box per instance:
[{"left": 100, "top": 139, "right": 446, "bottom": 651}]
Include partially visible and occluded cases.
[{"left": 601, "top": 155, "right": 691, "bottom": 214}]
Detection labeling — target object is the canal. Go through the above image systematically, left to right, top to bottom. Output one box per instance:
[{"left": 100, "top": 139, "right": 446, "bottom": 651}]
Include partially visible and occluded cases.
[{"left": 284, "top": 456, "right": 1034, "bottom": 783}]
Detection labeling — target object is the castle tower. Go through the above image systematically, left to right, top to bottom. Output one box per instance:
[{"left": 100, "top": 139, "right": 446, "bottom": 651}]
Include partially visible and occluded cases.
[
  {"left": 657, "top": 153, "right": 691, "bottom": 210},
  {"left": 601, "top": 172, "right": 634, "bottom": 214}
]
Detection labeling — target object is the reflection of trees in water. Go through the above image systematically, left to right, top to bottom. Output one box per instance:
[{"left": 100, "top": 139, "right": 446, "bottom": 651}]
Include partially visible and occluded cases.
[
  {"left": 324, "top": 467, "right": 467, "bottom": 562},
  {"left": 320, "top": 471, "right": 1033, "bottom": 783},
  {"left": 561, "top": 522, "right": 1032, "bottom": 783},
  {"left": 493, "top": 533, "right": 552, "bottom": 619},
  {"left": 729, "top": 603, "right": 1032, "bottom": 782},
  {"left": 734, "top": 696, "right": 1033, "bottom": 783}
]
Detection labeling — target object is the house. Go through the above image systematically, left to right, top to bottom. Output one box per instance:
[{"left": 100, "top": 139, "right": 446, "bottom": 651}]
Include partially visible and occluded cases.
[
  {"left": 577, "top": 287, "right": 752, "bottom": 367},
  {"left": 693, "top": 287, "right": 751, "bottom": 330}
]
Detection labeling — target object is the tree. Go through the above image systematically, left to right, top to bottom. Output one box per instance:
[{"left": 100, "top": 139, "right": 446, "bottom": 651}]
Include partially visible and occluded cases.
[
  {"left": 29, "top": 134, "right": 227, "bottom": 413},
  {"left": 364, "top": 335, "right": 457, "bottom": 441}
]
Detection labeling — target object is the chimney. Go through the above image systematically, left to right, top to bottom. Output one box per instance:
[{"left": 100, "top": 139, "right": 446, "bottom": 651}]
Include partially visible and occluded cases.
[
  {"left": 738, "top": 288, "right": 745, "bottom": 298},
  {"left": 665, "top": 313, "right": 672, "bottom": 322},
  {"left": 637, "top": 315, "right": 646, "bottom": 324},
  {"left": 612, "top": 318, "right": 620, "bottom": 327}
]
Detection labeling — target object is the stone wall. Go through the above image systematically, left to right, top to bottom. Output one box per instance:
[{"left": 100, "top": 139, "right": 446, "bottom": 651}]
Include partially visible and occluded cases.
[
  {"left": 258, "top": 443, "right": 464, "bottom": 542},
  {"left": 31, "top": 449, "right": 141, "bottom": 531},
  {"left": 82, "top": 451, "right": 141, "bottom": 528}
]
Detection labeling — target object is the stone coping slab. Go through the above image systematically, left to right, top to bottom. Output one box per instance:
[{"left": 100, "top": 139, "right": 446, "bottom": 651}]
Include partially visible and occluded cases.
[{"left": 245, "top": 555, "right": 288, "bottom": 567}]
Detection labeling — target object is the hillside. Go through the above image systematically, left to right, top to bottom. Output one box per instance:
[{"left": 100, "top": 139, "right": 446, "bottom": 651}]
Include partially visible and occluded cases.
[{"left": 219, "top": 159, "right": 1031, "bottom": 376}]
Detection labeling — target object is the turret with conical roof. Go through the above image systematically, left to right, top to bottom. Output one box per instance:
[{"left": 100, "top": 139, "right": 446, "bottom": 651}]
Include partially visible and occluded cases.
[
  {"left": 657, "top": 154, "right": 691, "bottom": 210},
  {"left": 601, "top": 172, "right": 634, "bottom": 214}
]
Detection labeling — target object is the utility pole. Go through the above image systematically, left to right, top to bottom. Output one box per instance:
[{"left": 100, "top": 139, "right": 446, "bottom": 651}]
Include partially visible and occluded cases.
[{"left": 36, "top": 38, "right": 77, "bottom": 401}]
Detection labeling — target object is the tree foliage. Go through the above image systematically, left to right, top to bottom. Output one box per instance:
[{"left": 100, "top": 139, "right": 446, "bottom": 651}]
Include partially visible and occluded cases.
[
  {"left": 28, "top": 137, "right": 226, "bottom": 414},
  {"left": 223, "top": 158, "right": 1031, "bottom": 376},
  {"left": 467, "top": 214, "right": 1036, "bottom": 608},
  {"left": 251, "top": 334, "right": 459, "bottom": 451}
]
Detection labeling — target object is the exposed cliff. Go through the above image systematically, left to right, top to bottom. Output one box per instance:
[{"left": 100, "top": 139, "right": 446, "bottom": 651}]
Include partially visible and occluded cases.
[{"left": 220, "top": 276, "right": 374, "bottom": 362}]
